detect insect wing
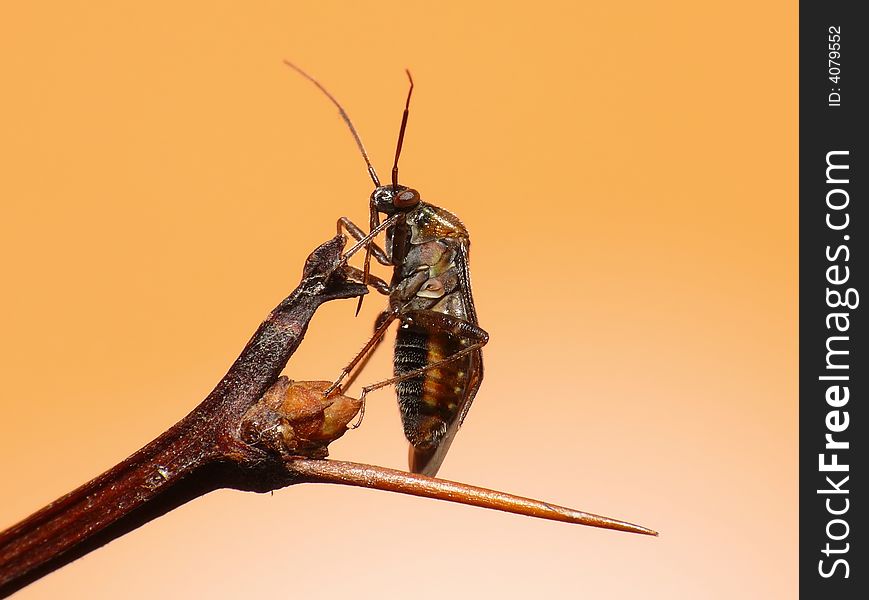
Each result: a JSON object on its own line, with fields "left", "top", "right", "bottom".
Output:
{"left": 409, "top": 240, "right": 485, "bottom": 476}
{"left": 451, "top": 240, "right": 483, "bottom": 426}
{"left": 409, "top": 345, "right": 482, "bottom": 476}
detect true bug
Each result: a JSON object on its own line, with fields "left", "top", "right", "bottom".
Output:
{"left": 285, "top": 62, "right": 488, "bottom": 477}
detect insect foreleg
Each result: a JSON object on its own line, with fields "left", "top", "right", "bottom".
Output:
{"left": 341, "top": 265, "right": 390, "bottom": 295}
{"left": 337, "top": 214, "right": 397, "bottom": 315}
{"left": 336, "top": 212, "right": 402, "bottom": 268}
{"left": 336, "top": 216, "right": 392, "bottom": 266}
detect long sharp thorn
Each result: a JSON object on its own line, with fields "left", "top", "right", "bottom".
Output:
{"left": 288, "top": 459, "right": 658, "bottom": 536}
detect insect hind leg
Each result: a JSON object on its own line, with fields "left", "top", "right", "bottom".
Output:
{"left": 337, "top": 310, "right": 396, "bottom": 430}
{"left": 324, "top": 310, "right": 397, "bottom": 398}
{"left": 357, "top": 311, "right": 488, "bottom": 404}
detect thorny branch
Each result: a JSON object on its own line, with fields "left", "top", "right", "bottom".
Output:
{"left": 0, "top": 235, "right": 655, "bottom": 598}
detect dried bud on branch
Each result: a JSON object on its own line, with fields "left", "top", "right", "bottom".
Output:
{"left": 240, "top": 378, "right": 362, "bottom": 460}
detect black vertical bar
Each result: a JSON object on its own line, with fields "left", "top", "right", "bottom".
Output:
{"left": 800, "top": 2, "right": 865, "bottom": 596}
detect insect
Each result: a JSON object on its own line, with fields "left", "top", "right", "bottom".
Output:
{"left": 285, "top": 61, "right": 489, "bottom": 477}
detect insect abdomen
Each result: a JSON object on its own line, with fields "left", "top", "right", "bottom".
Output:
{"left": 395, "top": 321, "right": 471, "bottom": 472}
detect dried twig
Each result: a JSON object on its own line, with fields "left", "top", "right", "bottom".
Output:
{"left": 0, "top": 235, "right": 655, "bottom": 598}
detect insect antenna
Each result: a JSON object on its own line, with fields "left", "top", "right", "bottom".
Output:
{"left": 283, "top": 60, "right": 381, "bottom": 187}
{"left": 284, "top": 60, "right": 384, "bottom": 316}
{"left": 391, "top": 69, "right": 414, "bottom": 188}
{"left": 358, "top": 69, "right": 413, "bottom": 316}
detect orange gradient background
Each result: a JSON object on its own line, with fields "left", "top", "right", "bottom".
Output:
{"left": 0, "top": 2, "right": 796, "bottom": 598}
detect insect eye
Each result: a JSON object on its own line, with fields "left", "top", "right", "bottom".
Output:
{"left": 394, "top": 188, "right": 420, "bottom": 208}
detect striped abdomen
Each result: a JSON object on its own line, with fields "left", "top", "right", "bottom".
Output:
{"left": 395, "top": 320, "right": 473, "bottom": 472}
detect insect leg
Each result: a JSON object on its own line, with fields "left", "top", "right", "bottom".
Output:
{"left": 324, "top": 309, "right": 398, "bottom": 397}
{"left": 336, "top": 212, "right": 402, "bottom": 269}
{"left": 332, "top": 213, "right": 402, "bottom": 312}
{"left": 344, "top": 311, "right": 396, "bottom": 429}
{"left": 341, "top": 265, "right": 390, "bottom": 295}
{"left": 357, "top": 311, "right": 489, "bottom": 403}
{"left": 336, "top": 217, "right": 391, "bottom": 266}
{"left": 337, "top": 214, "right": 396, "bottom": 315}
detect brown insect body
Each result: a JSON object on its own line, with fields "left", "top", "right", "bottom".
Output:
{"left": 283, "top": 61, "right": 488, "bottom": 476}
{"left": 372, "top": 192, "right": 485, "bottom": 475}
